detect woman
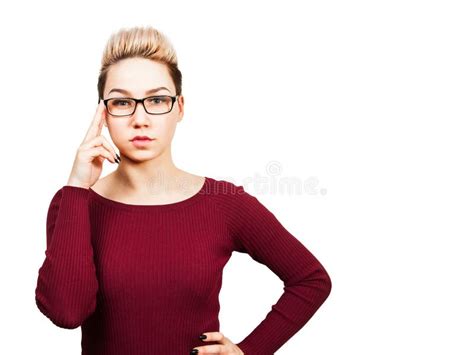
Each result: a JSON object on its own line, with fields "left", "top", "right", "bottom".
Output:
{"left": 35, "top": 26, "right": 332, "bottom": 355}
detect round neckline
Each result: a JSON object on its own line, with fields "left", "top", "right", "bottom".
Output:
{"left": 89, "top": 176, "right": 211, "bottom": 212}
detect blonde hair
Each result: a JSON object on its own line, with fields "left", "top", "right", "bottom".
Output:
{"left": 97, "top": 26, "right": 182, "bottom": 101}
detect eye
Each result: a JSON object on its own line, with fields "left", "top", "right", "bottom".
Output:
{"left": 151, "top": 97, "right": 164, "bottom": 104}
{"left": 111, "top": 99, "right": 132, "bottom": 106}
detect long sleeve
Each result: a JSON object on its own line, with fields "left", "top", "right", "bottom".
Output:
{"left": 35, "top": 185, "right": 99, "bottom": 329}
{"left": 226, "top": 185, "right": 332, "bottom": 354}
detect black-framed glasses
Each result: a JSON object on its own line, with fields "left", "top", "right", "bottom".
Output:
{"left": 99, "top": 95, "right": 179, "bottom": 116}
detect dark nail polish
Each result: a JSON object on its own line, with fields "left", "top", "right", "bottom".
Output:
{"left": 190, "top": 349, "right": 198, "bottom": 354}
{"left": 114, "top": 157, "right": 119, "bottom": 164}
{"left": 199, "top": 334, "right": 207, "bottom": 340}
{"left": 116, "top": 153, "right": 121, "bottom": 161}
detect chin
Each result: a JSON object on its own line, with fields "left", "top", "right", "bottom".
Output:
{"left": 123, "top": 149, "right": 164, "bottom": 162}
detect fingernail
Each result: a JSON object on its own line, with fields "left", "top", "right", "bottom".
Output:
{"left": 114, "top": 157, "right": 119, "bottom": 164}
{"left": 190, "top": 349, "right": 198, "bottom": 354}
{"left": 199, "top": 334, "right": 207, "bottom": 340}
{"left": 116, "top": 153, "right": 121, "bottom": 161}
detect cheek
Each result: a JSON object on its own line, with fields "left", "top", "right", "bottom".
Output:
{"left": 106, "top": 122, "right": 130, "bottom": 149}
{"left": 155, "top": 119, "right": 178, "bottom": 144}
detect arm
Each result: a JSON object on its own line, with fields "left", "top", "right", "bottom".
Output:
{"left": 228, "top": 185, "right": 332, "bottom": 354}
{"left": 35, "top": 186, "right": 99, "bottom": 329}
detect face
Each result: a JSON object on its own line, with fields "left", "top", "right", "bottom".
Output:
{"left": 103, "top": 57, "right": 183, "bottom": 162}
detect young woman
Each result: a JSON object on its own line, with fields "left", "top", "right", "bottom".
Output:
{"left": 35, "top": 26, "right": 332, "bottom": 355}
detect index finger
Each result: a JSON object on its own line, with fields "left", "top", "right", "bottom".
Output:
{"left": 82, "top": 99, "right": 106, "bottom": 143}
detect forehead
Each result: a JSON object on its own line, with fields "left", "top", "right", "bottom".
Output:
{"left": 105, "top": 58, "right": 174, "bottom": 96}
{"left": 108, "top": 87, "right": 171, "bottom": 96}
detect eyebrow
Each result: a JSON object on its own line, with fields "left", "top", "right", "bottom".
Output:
{"left": 108, "top": 86, "right": 171, "bottom": 95}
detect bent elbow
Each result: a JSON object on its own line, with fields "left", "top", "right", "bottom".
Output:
{"left": 303, "top": 263, "right": 332, "bottom": 305}
{"left": 321, "top": 271, "right": 332, "bottom": 300}
{"left": 35, "top": 292, "right": 97, "bottom": 329}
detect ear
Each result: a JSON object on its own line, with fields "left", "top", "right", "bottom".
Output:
{"left": 177, "top": 95, "right": 184, "bottom": 122}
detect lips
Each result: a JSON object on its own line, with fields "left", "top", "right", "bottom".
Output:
{"left": 131, "top": 135, "right": 154, "bottom": 141}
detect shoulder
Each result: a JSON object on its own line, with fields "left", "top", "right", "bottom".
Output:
{"left": 205, "top": 177, "right": 247, "bottom": 204}
{"left": 205, "top": 177, "right": 264, "bottom": 218}
{"left": 89, "top": 173, "right": 113, "bottom": 196}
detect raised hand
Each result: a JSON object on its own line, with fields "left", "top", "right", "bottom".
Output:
{"left": 66, "top": 100, "right": 120, "bottom": 189}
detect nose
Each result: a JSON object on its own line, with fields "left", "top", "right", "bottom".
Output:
{"left": 131, "top": 101, "right": 151, "bottom": 127}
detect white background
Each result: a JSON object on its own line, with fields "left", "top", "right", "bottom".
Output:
{"left": 1, "top": 0, "right": 473, "bottom": 354}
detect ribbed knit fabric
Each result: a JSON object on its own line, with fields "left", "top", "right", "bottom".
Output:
{"left": 35, "top": 176, "right": 331, "bottom": 355}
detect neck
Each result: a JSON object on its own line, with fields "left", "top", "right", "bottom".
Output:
{"left": 112, "top": 146, "right": 188, "bottom": 195}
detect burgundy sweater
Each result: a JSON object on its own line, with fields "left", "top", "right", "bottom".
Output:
{"left": 35, "top": 176, "right": 331, "bottom": 354}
